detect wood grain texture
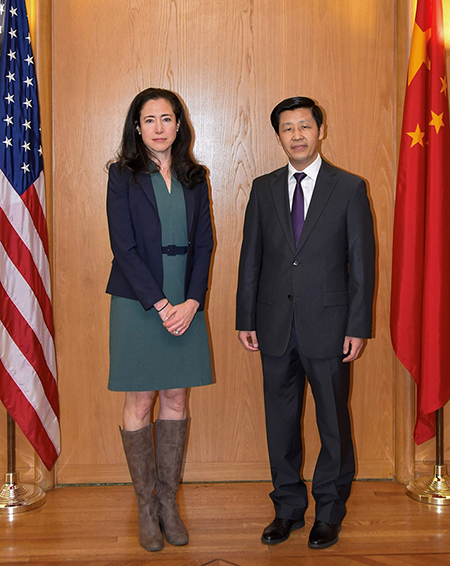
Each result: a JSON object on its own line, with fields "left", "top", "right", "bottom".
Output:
{"left": 10, "top": 0, "right": 450, "bottom": 493}
{"left": 6, "top": 0, "right": 439, "bottom": 483}
{"left": 394, "top": 0, "right": 416, "bottom": 486}
{"left": 48, "top": 0, "right": 397, "bottom": 483}
{"left": 1, "top": 481, "right": 450, "bottom": 564}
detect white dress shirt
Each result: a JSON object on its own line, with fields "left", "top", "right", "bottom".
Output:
{"left": 288, "top": 154, "right": 322, "bottom": 218}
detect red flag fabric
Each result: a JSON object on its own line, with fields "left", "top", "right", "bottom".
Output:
{"left": 391, "top": 0, "right": 450, "bottom": 445}
{"left": 0, "top": 0, "right": 60, "bottom": 469}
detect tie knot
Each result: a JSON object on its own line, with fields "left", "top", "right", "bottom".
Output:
{"left": 294, "top": 172, "right": 307, "bottom": 183}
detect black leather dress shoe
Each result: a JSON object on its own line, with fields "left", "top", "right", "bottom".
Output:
{"left": 308, "top": 520, "right": 341, "bottom": 549}
{"left": 261, "top": 517, "right": 305, "bottom": 545}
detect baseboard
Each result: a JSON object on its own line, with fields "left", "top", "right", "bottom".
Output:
{"left": 56, "top": 459, "right": 394, "bottom": 485}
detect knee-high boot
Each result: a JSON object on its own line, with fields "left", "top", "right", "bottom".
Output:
{"left": 120, "top": 424, "right": 164, "bottom": 551}
{"left": 155, "top": 418, "right": 189, "bottom": 546}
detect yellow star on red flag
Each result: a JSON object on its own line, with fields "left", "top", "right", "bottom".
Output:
{"left": 407, "top": 124, "right": 425, "bottom": 147}
{"left": 440, "top": 75, "right": 448, "bottom": 97}
{"left": 429, "top": 111, "right": 445, "bottom": 134}
{"left": 408, "top": 23, "right": 431, "bottom": 85}
{"left": 393, "top": 0, "right": 450, "bottom": 447}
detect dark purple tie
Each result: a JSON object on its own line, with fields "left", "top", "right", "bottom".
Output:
{"left": 292, "top": 172, "right": 306, "bottom": 245}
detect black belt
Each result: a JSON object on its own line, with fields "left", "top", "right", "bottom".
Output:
{"left": 161, "top": 245, "right": 188, "bottom": 256}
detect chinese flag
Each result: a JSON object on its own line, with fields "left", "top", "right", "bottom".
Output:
{"left": 391, "top": 0, "right": 450, "bottom": 444}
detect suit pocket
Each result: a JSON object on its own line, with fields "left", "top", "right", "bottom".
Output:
{"left": 257, "top": 286, "right": 271, "bottom": 305}
{"left": 323, "top": 291, "right": 348, "bottom": 306}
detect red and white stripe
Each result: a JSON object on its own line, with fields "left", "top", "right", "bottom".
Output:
{"left": 0, "top": 171, "right": 60, "bottom": 470}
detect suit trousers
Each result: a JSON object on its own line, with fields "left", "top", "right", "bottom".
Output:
{"left": 261, "top": 322, "right": 355, "bottom": 524}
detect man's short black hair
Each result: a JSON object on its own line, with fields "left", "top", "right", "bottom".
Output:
{"left": 270, "top": 97, "right": 323, "bottom": 133}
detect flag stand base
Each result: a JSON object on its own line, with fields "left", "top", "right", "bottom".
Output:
{"left": 406, "top": 464, "right": 450, "bottom": 505}
{"left": 0, "top": 471, "right": 47, "bottom": 514}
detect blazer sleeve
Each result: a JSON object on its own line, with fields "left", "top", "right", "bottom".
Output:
{"left": 345, "top": 179, "right": 376, "bottom": 338}
{"left": 106, "top": 164, "right": 165, "bottom": 310}
{"left": 236, "top": 181, "right": 263, "bottom": 330}
{"left": 185, "top": 180, "right": 214, "bottom": 309}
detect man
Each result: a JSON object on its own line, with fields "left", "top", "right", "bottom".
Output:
{"left": 236, "top": 97, "right": 375, "bottom": 549}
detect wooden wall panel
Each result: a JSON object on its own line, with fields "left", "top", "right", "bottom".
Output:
{"left": 393, "top": 0, "right": 416, "bottom": 486}
{"left": 47, "top": 0, "right": 398, "bottom": 484}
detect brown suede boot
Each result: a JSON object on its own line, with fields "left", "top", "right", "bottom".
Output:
{"left": 120, "top": 424, "right": 164, "bottom": 551}
{"left": 155, "top": 418, "right": 189, "bottom": 546}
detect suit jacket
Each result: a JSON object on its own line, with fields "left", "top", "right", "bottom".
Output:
{"left": 236, "top": 158, "right": 375, "bottom": 358}
{"left": 106, "top": 162, "right": 213, "bottom": 311}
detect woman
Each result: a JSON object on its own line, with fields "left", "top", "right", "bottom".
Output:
{"left": 106, "top": 88, "right": 213, "bottom": 552}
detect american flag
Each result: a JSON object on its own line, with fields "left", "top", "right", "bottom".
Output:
{"left": 0, "top": 0, "right": 60, "bottom": 470}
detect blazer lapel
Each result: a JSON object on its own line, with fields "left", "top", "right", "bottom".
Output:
{"left": 296, "top": 160, "right": 337, "bottom": 252}
{"left": 271, "top": 166, "right": 297, "bottom": 255}
{"left": 136, "top": 172, "right": 158, "bottom": 211}
{"left": 183, "top": 185, "right": 195, "bottom": 234}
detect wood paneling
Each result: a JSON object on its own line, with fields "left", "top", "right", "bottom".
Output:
{"left": 1, "top": 0, "right": 448, "bottom": 490}
{"left": 47, "top": 0, "right": 395, "bottom": 483}
{"left": 394, "top": 0, "right": 416, "bottom": 486}
{"left": 49, "top": 0, "right": 397, "bottom": 483}
{"left": 1, "top": 0, "right": 413, "bottom": 484}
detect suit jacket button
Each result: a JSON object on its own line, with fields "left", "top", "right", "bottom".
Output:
{"left": 293, "top": 260, "right": 299, "bottom": 266}
{"left": 288, "top": 294, "right": 293, "bottom": 300}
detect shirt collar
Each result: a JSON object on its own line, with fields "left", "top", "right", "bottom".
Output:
{"left": 288, "top": 154, "right": 322, "bottom": 182}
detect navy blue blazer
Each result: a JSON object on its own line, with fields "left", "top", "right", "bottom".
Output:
{"left": 106, "top": 163, "right": 213, "bottom": 311}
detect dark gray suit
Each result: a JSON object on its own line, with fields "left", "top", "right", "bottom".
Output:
{"left": 236, "top": 158, "right": 375, "bottom": 523}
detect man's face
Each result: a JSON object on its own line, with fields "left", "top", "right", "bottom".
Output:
{"left": 276, "top": 107, "right": 324, "bottom": 170}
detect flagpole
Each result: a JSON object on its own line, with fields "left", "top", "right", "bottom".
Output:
{"left": 406, "top": 407, "right": 450, "bottom": 504}
{"left": 436, "top": 407, "right": 444, "bottom": 466}
{"left": 7, "top": 412, "right": 15, "bottom": 474}
{"left": 0, "top": 412, "right": 47, "bottom": 514}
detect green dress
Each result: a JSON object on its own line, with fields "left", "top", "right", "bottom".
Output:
{"left": 108, "top": 173, "right": 213, "bottom": 391}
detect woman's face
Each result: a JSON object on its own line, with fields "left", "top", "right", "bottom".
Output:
{"left": 136, "top": 98, "right": 180, "bottom": 160}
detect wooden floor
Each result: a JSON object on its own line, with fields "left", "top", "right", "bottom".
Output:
{"left": 1, "top": 481, "right": 450, "bottom": 565}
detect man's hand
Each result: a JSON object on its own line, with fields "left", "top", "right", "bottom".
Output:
{"left": 342, "top": 336, "right": 364, "bottom": 362}
{"left": 238, "top": 331, "right": 259, "bottom": 351}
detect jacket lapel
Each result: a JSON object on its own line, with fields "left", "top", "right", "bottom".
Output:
{"left": 296, "top": 160, "right": 337, "bottom": 252}
{"left": 136, "top": 172, "right": 158, "bottom": 211}
{"left": 183, "top": 185, "right": 195, "bottom": 234}
{"left": 271, "top": 166, "right": 297, "bottom": 255}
